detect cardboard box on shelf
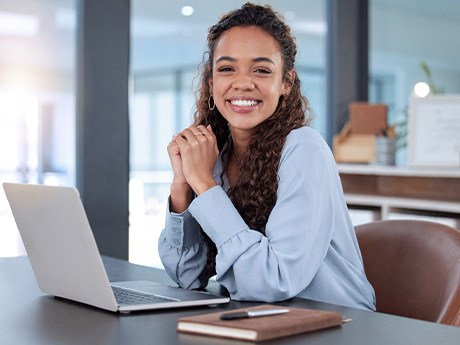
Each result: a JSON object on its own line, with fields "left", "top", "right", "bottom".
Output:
{"left": 333, "top": 102, "right": 391, "bottom": 164}
{"left": 349, "top": 102, "right": 388, "bottom": 135}
{"left": 333, "top": 123, "right": 376, "bottom": 163}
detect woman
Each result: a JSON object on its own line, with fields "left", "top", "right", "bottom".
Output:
{"left": 159, "top": 2, "right": 375, "bottom": 311}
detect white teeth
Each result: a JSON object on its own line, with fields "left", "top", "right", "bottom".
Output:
{"left": 231, "top": 99, "right": 258, "bottom": 107}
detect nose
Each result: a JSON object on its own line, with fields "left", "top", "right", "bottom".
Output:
{"left": 232, "top": 73, "right": 255, "bottom": 91}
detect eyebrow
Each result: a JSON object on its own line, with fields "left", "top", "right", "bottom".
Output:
{"left": 215, "top": 56, "right": 276, "bottom": 66}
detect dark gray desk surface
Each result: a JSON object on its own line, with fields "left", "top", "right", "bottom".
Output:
{"left": 1, "top": 256, "right": 459, "bottom": 345}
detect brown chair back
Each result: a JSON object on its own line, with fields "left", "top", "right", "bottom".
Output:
{"left": 355, "top": 219, "right": 460, "bottom": 327}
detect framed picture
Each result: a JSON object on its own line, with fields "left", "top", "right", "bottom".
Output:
{"left": 407, "top": 95, "right": 460, "bottom": 168}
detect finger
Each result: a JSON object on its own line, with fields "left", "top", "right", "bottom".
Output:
{"left": 167, "top": 140, "right": 181, "bottom": 155}
{"left": 199, "top": 124, "right": 217, "bottom": 138}
{"left": 168, "top": 137, "right": 178, "bottom": 148}
{"left": 200, "top": 125, "right": 219, "bottom": 156}
{"left": 204, "top": 124, "right": 217, "bottom": 139}
{"left": 194, "top": 125, "right": 209, "bottom": 139}
{"left": 191, "top": 125, "right": 207, "bottom": 135}
{"left": 194, "top": 132, "right": 207, "bottom": 139}
{"left": 173, "top": 128, "right": 194, "bottom": 145}
{"left": 183, "top": 127, "right": 203, "bottom": 142}
{"left": 196, "top": 124, "right": 208, "bottom": 133}
{"left": 172, "top": 132, "right": 189, "bottom": 148}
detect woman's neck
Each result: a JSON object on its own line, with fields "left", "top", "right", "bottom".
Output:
{"left": 226, "top": 139, "right": 247, "bottom": 187}
{"left": 231, "top": 141, "right": 246, "bottom": 159}
{"left": 226, "top": 127, "right": 253, "bottom": 186}
{"left": 229, "top": 128, "right": 251, "bottom": 156}
{"left": 226, "top": 146, "right": 241, "bottom": 187}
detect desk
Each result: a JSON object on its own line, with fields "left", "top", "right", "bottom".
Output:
{"left": 1, "top": 256, "right": 459, "bottom": 345}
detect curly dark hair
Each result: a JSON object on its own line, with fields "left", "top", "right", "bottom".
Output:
{"left": 194, "top": 2, "right": 311, "bottom": 276}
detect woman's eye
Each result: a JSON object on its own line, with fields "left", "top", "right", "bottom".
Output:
{"left": 218, "top": 66, "right": 234, "bottom": 72}
{"left": 254, "top": 68, "right": 271, "bottom": 74}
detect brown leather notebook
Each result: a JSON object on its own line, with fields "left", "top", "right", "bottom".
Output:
{"left": 177, "top": 305, "right": 346, "bottom": 342}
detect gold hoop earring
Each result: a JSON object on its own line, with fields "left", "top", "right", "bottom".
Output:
{"left": 208, "top": 96, "right": 216, "bottom": 111}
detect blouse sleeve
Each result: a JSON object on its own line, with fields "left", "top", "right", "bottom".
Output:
{"left": 188, "top": 128, "right": 340, "bottom": 302}
{"left": 157, "top": 199, "right": 209, "bottom": 289}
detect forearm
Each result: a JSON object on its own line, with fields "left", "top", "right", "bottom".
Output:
{"left": 170, "top": 181, "right": 193, "bottom": 213}
{"left": 188, "top": 186, "right": 326, "bottom": 302}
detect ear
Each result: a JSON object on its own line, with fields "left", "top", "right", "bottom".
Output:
{"left": 281, "top": 69, "right": 296, "bottom": 96}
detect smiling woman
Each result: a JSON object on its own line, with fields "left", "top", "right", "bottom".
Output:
{"left": 157, "top": 3, "right": 375, "bottom": 311}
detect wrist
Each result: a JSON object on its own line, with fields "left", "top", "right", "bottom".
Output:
{"left": 170, "top": 183, "right": 193, "bottom": 213}
{"left": 171, "top": 179, "right": 192, "bottom": 193}
{"left": 192, "top": 180, "right": 217, "bottom": 196}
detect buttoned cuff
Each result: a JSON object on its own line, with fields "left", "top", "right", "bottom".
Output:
{"left": 164, "top": 197, "right": 202, "bottom": 248}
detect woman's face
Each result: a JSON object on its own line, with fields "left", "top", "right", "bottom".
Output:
{"left": 210, "top": 25, "right": 291, "bottom": 140}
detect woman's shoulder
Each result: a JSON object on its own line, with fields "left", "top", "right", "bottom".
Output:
{"left": 281, "top": 126, "right": 335, "bottom": 167}
{"left": 285, "top": 126, "right": 328, "bottom": 149}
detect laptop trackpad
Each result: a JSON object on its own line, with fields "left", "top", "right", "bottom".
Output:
{"left": 111, "top": 281, "right": 219, "bottom": 301}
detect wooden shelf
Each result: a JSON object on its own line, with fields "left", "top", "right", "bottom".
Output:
{"left": 338, "top": 164, "right": 460, "bottom": 229}
{"left": 338, "top": 163, "right": 460, "bottom": 178}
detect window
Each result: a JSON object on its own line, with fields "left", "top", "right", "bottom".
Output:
{"left": 0, "top": 0, "right": 76, "bottom": 257}
{"left": 369, "top": 0, "right": 460, "bottom": 164}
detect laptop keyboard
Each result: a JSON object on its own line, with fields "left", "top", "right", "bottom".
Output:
{"left": 112, "top": 285, "right": 178, "bottom": 305}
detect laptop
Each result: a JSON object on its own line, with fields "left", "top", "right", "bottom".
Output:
{"left": 2, "top": 182, "right": 229, "bottom": 313}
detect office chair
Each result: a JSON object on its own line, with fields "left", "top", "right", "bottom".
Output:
{"left": 355, "top": 219, "right": 460, "bottom": 327}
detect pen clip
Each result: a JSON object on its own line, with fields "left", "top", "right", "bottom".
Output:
{"left": 220, "top": 312, "right": 249, "bottom": 320}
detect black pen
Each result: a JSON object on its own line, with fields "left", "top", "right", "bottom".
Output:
{"left": 220, "top": 309, "right": 290, "bottom": 320}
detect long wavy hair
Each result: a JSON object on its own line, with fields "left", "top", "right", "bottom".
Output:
{"left": 194, "top": 2, "right": 311, "bottom": 276}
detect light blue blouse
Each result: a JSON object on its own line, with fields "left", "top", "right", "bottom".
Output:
{"left": 158, "top": 126, "right": 376, "bottom": 311}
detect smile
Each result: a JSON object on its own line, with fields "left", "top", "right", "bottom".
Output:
{"left": 230, "top": 99, "right": 259, "bottom": 107}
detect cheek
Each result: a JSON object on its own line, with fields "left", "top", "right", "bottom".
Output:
{"left": 267, "top": 84, "right": 285, "bottom": 103}
{"left": 211, "top": 77, "right": 223, "bottom": 90}
{"left": 211, "top": 81, "right": 226, "bottom": 102}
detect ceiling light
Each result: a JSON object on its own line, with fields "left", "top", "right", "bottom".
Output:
{"left": 181, "top": 5, "right": 194, "bottom": 16}
{"left": 413, "top": 82, "right": 430, "bottom": 97}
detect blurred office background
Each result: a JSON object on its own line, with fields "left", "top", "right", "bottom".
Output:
{"left": 0, "top": 0, "right": 459, "bottom": 266}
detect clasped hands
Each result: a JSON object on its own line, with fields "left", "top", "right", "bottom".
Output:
{"left": 168, "top": 124, "right": 219, "bottom": 196}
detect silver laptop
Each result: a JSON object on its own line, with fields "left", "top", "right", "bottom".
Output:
{"left": 2, "top": 182, "right": 229, "bottom": 313}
